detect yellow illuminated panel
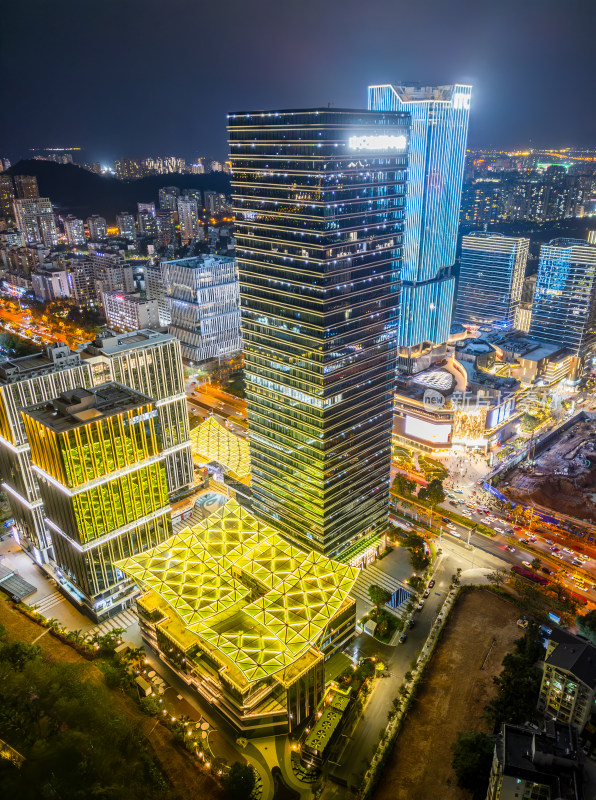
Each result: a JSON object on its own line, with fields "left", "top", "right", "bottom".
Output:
{"left": 190, "top": 416, "right": 251, "bottom": 478}
{"left": 116, "top": 499, "right": 358, "bottom": 682}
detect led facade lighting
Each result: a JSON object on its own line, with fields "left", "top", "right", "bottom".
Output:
{"left": 529, "top": 238, "right": 596, "bottom": 379}
{"left": 190, "top": 415, "right": 250, "bottom": 478}
{"left": 22, "top": 383, "right": 172, "bottom": 621}
{"left": 228, "top": 107, "right": 409, "bottom": 559}
{"left": 117, "top": 498, "right": 357, "bottom": 735}
{"left": 455, "top": 233, "right": 529, "bottom": 328}
{"left": 368, "top": 83, "right": 471, "bottom": 356}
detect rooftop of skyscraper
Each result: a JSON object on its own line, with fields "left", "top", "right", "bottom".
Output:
{"left": 23, "top": 382, "right": 153, "bottom": 433}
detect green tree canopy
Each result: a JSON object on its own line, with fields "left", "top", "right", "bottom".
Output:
{"left": 451, "top": 731, "right": 495, "bottom": 800}
{"left": 392, "top": 474, "right": 417, "bottom": 496}
{"left": 368, "top": 584, "right": 392, "bottom": 609}
{"left": 222, "top": 762, "right": 256, "bottom": 800}
{"left": 576, "top": 610, "right": 596, "bottom": 644}
{"left": 419, "top": 478, "right": 445, "bottom": 507}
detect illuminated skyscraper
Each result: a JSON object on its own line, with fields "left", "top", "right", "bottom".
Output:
{"left": 368, "top": 83, "right": 471, "bottom": 371}
{"left": 529, "top": 238, "right": 596, "bottom": 378}
{"left": 13, "top": 197, "right": 59, "bottom": 246}
{"left": 63, "top": 215, "right": 86, "bottom": 246}
{"left": 116, "top": 212, "right": 136, "bottom": 240}
{"left": 13, "top": 174, "right": 39, "bottom": 199}
{"left": 228, "top": 108, "right": 408, "bottom": 560}
{"left": 455, "top": 233, "right": 529, "bottom": 328}
{"left": 86, "top": 214, "right": 108, "bottom": 241}
{"left": 176, "top": 196, "right": 199, "bottom": 243}
{"left": 22, "top": 384, "right": 172, "bottom": 620}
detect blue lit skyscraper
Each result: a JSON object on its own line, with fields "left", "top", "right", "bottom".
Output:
{"left": 368, "top": 83, "right": 471, "bottom": 370}
{"left": 529, "top": 238, "right": 596, "bottom": 379}
{"left": 455, "top": 233, "right": 529, "bottom": 328}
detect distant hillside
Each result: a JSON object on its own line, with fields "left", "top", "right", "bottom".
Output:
{"left": 6, "top": 160, "right": 231, "bottom": 223}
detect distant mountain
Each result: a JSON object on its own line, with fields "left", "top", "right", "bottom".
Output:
{"left": 6, "top": 160, "right": 231, "bottom": 223}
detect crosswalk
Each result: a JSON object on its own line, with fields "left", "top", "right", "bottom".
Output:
{"left": 349, "top": 562, "right": 410, "bottom": 608}
{"left": 32, "top": 590, "right": 66, "bottom": 616}
{"left": 87, "top": 608, "right": 138, "bottom": 638}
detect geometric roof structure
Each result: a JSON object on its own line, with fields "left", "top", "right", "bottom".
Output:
{"left": 116, "top": 499, "right": 358, "bottom": 683}
{"left": 190, "top": 416, "right": 251, "bottom": 478}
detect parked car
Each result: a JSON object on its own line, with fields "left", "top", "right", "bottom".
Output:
{"left": 399, "top": 633, "right": 408, "bottom": 644}
{"left": 407, "top": 618, "right": 415, "bottom": 629}
{"left": 428, "top": 579, "right": 436, "bottom": 588}
{"left": 417, "top": 600, "right": 425, "bottom": 611}
{"left": 423, "top": 588, "right": 430, "bottom": 598}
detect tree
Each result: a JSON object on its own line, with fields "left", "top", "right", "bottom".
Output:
{"left": 530, "top": 558, "right": 541, "bottom": 571}
{"left": 419, "top": 478, "right": 445, "bottom": 507}
{"left": 222, "top": 762, "right": 256, "bottom": 800}
{"left": 487, "top": 568, "right": 509, "bottom": 587}
{"left": 451, "top": 731, "right": 495, "bottom": 800}
{"left": 576, "top": 610, "right": 596, "bottom": 644}
{"left": 392, "top": 474, "right": 416, "bottom": 497}
{"left": 368, "top": 584, "right": 391, "bottom": 610}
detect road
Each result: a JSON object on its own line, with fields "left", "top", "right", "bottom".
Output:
{"left": 328, "top": 542, "right": 503, "bottom": 786}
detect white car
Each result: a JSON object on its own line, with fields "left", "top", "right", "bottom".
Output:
{"left": 449, "top": 530, "right": 462, "bottom": 538}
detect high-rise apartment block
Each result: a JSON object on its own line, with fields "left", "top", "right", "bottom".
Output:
{"left": 368, "top": 84, "right": 471, "bottom": 370}
{"left": 145, "top": 263, "right": 171, "bottom": 326}
{"left": 90, "top": 250, "right": 134, "bottom": 297}
{"left": 0, "top": 174, "right": 15, "bottom": 218}
{"left": 86, "top": 214, "right": 108, "bottom": 241}
{"left": 66, "top": 257, "right": 98, "bottom": 308}
{"left": 158, "top": 186, "right": 180, "bottom": 211}
{"left": 22, "top": 384, "right": 172, "bottom": 620}
{"left": 155, "top": 211, "right": 175, "bottom": 248}
{"left": 529, "top": 238, "right": 596, "bottom": 378}
{"left": 228, "top": 107, "right": 408, "bottom": 559}
{"left": 13, "top": 197, "right": 59, "bottom": 246}
{"left": 176, "top": 196, "right": 199, "bottom": 243}
{"left": 63, "top": 215, "right": 86, "bottom": 246}
{"left": 161, "top": 254, "right": 241, "bottom": 363}
{"left": 116, "top": 212, "right": 136, "bottom": 240}
{"left": 455, "top": 233, "right": 529, "bottom": 328}
{"left": 13, "top": 174, "right": 39, "bottom": 199}
{"left": 102, "top": 291, "right": 160, "bottom": 332}
{"left": 32, "top": 268, "right": 71, "bottom": 303}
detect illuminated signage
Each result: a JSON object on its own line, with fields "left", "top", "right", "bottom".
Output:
{"left": 405, "top": 415, "right": 451, "bottom": 444}
{"left": 453, "top": 93, "right": 471, "bottom": 110}
{"left": 348, "top": 134, "right": 407, "bottom": 151}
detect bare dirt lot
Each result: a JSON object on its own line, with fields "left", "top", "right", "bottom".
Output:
{"left": 373, "top": 589, "right": 520, "bottom": 800}
{"left": 0, "top": 597, "right": 223, "bottom": 800}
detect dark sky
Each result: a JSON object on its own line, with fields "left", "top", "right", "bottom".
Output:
{"left": 2, "top": 0, "right": 596, "bottom": 165}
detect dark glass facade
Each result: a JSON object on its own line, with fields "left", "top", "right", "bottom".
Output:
{"left": 228, "top": 108, "right": 408, "bottom": 557}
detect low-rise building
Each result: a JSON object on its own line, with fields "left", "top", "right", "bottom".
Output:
{"left": 118, "top": 499, "right": 357, "bottom": 737}
{"left": 486, "top": 721, "right": 582, "bottom": 800}
{"left": 102, "top": 291, "right": 160, "bottom": 332}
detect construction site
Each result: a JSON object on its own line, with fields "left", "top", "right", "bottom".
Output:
{"left": 501, "top": 416, "right": 596, "bottom": 524}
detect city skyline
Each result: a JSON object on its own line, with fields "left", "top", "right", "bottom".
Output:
{"left": 3, "top": 1, "right": 596, "bottom": 164}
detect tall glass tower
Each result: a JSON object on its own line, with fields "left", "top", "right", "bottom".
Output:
{"left": 529, "top": 238, "right": 596, "bottom": 379}
{"left": 368, "top": 83, "right": 471, "bottom": 368}
{"left": 228, "top": 108, "right": 409, "bottom": 560}
{"left": 455, "top": 233, "right": 529, "bottom": 328}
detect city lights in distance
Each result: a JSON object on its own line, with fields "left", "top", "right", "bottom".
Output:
{"left": 348, "top": 134, "right": 407, "bottom": 151}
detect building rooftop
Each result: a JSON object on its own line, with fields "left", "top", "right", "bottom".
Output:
{"left": 82, "top": 328, "right": 174, "bottom": 356}
{"left": 22, "top": 382, "right": 153, "bottom": 433}
{"left": 190, "top": 416, "right": 251, "bottom": 479}
{"left": 546, "top": 639, "right": 596, "bottom": 688}
{"left": 0, "top": 343, "right": 82, "bottom": 385}
{"left": 501, "top": 722, "right": 582, "bottom": 799}
{"left": 116, "top": 499, "right": 358, "bottom": 685}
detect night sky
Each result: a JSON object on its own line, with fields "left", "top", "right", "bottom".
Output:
{"left": 2, "top": 0, "right": 596, "bottom": 165}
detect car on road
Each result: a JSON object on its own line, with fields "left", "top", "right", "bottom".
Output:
{"left": 529, "top": 536, "right": 537, "bottom": 542}
{"left": 514, "top": 526, "right": 523, "bottom": 531}
{"left": 449, "top": 530, "right": 462, "bottom": 538}
{"left": 519, "top": 538, "right": 528, "bottom": 544}
{"left": 417, "top": 600, "right": 425, "bottom": 611}
{"left": 399, "top": 633, "right": 408, "bottom": 643}
{"left": 522, "top": 560, "right": 532, "bottom": 568}
{"left": 428, "top": 579, "right": 435, "bottom": 588}
{"left": 407, "top": 618, "right": 415, "bottom": 629}
{"left": 541, "top": 567, "right": 552, "bottom": 574}
{"left": 449, "top": 500, "right": 458, "bottom": 507}
{"left": 505, "top": 545, "right": 516, "bottom": 552}
{"left": 423, "top": 588, "right": 431, "bottom": 598}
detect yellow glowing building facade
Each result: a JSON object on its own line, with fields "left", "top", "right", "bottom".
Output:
{"left": 22, "top": 383, "right": 172, "bottom": 621}
{"left": 117, "top": 499, "right": 357, "bottom": 736}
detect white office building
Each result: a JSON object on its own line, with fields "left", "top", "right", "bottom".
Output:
{"left": 102, "top": 291, "right": 161, "bottom": 332}
{"left": 161, "top": 254, "right": 241, "bottom": 362}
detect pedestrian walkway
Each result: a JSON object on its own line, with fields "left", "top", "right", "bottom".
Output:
{"left": 349, "top": 561, "right": 410, "bottom": 608}
{"left": 87, "top": 608, "right": 137, "bottom": 637}
{"left": 32, "top": 590, "right": 67, "bottom": 615}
